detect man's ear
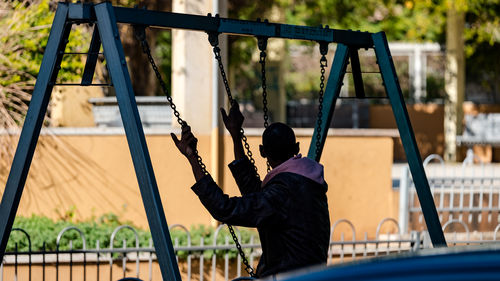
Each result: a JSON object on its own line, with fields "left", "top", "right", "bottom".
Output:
{"left": 259, "top": 144, "right": 267, "bottom": 158}
{"left": 294, "top": 142, "right": 300, "bottom": 155}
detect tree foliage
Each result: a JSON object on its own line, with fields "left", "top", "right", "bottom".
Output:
{"left": 228, "top": 0, "right": 500, "bottom": 102}
{"left": 0, "top": 0, "right": 89, "bottom": 87}
{"left": 0, "top": 0, "right": 91, "bottom": 129}
{"left": 279, "top": 0, "right": 446, "bottom": 42}
{"left": 273, "top": 0, "right": 500, "bottom": 54}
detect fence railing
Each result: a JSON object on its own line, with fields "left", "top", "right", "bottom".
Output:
{"left": 1, "top": 218, "right": 429, "bottom": 281}
{"left": 399, "top": 151, "right": 500, "bottom": 234}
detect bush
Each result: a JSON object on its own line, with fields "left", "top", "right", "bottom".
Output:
{"left": 7, "top": 214, "right": 259, "bottom": 259}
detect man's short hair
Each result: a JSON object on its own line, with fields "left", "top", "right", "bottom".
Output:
{"left": 262, "top": 122, "right": 296, "bottom": 161}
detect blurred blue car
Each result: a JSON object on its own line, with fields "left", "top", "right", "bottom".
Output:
{"left": 262, "top": 246, "right": 500, "bottom": 281}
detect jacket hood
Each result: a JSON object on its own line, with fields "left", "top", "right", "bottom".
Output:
{"left": 262, "top": 154, "right": 325, "bottom": 187}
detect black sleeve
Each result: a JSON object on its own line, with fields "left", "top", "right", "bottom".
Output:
{"left": 228, "top": 158, "right": 262, "bottom": 195}
{"left": 191, "top": 175, "right": 288, "bottom": 228}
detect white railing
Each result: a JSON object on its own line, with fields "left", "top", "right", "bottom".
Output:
{"left": 399, "top": 152, "right": 500, "bottom": 234}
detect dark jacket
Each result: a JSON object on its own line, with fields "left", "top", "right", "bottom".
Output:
{"left": 191, "top": 158, "right": 330, "bottom": 277}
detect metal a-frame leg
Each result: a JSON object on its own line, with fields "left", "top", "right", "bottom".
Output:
{"left": 372, "top": 32, "right": 447, "bottom": 247}
{"left": 349, "top": 48, "right": 366, "bottom": 99}
{"left": 308, "top": 44, "right": 350, "bottom": 161}
{"left": 94, "top": 3, "right": 181, "bottom": 280}
{"left": 0, "top": 4, "right": 72, "bottom": 260}
{"left": 81, "top": 24, "right": 102, "bottom": 85}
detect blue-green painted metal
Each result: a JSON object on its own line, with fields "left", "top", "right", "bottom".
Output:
{"left": 307, "top": 44, "right": 350, "bottom": 161}
{"left": 0, "top": 3, "right": 447, "bottom": 278}
{"left": 349, "top": 48, "right": 365, "bottom": 98}
{"left": 0, "top": 3, "right": 72, "bottom": 261}
{"left": 372, "top": 32, "right": 446, "bottom": 246}
{"left": 81, "top": 25, "right": 101, "bottom": 86}
{"left": 94, "top": 3, "right": 182, "bottom": 280}
{"left": 66, "top": 4, "right": 373, "bottom": 47}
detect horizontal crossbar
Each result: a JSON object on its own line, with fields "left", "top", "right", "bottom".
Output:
{"left": 52, "top": 83, "right": 112, "bottom": 87}
{"left": 338, "top": 96, "right": 388, "bottom": 100}
{"left": 67, "top": 3, "right": 374, "bottom": 48}
{"left": 345, "top": 71, "right": 381, "bottom": 74}
{"left": 62, "top": 52, "right": 103, "bottom": 55}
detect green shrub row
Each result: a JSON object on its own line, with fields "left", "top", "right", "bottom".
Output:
{"left": 7, "top": 214, "right": 259, "bottom": 259}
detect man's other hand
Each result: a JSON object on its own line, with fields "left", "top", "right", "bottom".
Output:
{"left": 171, "top": 124, "right": 198, "bottom": 158}
{"left": 221, "top": 101, "right": 244, "bottom": 138}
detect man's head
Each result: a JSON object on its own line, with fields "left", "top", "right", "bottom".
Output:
{"left": 259, "top": 122, "right": 299, "bottom": 167}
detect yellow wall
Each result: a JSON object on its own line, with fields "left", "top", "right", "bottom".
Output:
{"left": 1, "top": 132, "right": 395, "bottom": 237}
{"left": 50, "top": 86, "right": 103, "bottom": 127}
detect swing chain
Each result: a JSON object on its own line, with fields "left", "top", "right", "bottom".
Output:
{"left": 227, "top": 224, "right": 255, "bottom": 277}
{"left": 133, "top": 25, "right": 208, "bottom": 175}
{"left": 316, "top": 42, "right": 329, "bottom": 157}
{"left": 135, "top": 26, "right": 254, "bottom": 275}
{"left": 208, "top": 31, "right": 257, "bottom": 278}
{"left": 209, "top": 33, "right": 260, "bottom": 179}
{"left": 257, "top": 36, "right": 271, "bottom": 173}
{"left": 258, "top": 36, "right": 269, "bottom": 129}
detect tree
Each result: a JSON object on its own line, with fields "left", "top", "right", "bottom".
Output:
{"left": 0, "top": 0, "right": 89, "bottom": 161}
{"left": 227, "top": 0, "right": 500, "bottom": 102}
{"left": 114, "top": 0, "right": 172, "bottom": 96}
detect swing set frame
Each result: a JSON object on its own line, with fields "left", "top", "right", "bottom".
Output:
{"left": 0, "top": 2, "right": 446, "bottom": 280}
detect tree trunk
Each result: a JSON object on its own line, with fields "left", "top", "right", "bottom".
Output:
{"left": 120, "top": 0, "right": 172, "bottom": 96}
{"left": 444, "top": 4, "right": 465, "bottom": 162}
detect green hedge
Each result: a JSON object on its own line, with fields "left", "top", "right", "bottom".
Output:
{"left": 7, "top": 214, "right": 259, "bottom": 259}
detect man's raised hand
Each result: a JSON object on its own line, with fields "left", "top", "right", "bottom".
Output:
{"left": 220, "top": 101, "right": 244, "bottom": 138}
{"left": 171, "top": 124, "right": 206, "bottom": 181}
{"left": 171, "top": 124, "right": 198, "bottom": 158}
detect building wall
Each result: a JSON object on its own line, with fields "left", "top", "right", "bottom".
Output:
{"left": 370, "top": 102, "right": 500, "bottom": 162}
{"left": 50, "top": 86, "right": 103, "bottom": 127}
{"left": 370, "top": 103, "right": 445, "bottom": 161}
{"left": 1, "top": 132, "right": 395, "bottom": 237}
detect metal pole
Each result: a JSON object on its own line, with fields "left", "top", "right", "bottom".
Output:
{"left": 67, "top": 3, "right": 374, "bottom": 48}
{"left": 372, "top": 32, "right": 446, "bottom": 247}
{"left": 398, "top": 165, "right": 410, "bottom": 234}
{"left": 81, "top": 25, "right": 102, "bottom": 86}
{"left": 94, "top": 3, "right": 181, "bottom": 280}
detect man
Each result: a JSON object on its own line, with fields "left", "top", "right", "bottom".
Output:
{"left": 171, "top": 102, "right": 330, "bottom": 278}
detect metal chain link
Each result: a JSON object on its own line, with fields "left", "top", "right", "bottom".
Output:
{"left": 134, "top": 26, "right": 181, "bottom": 126}
{"left": 260, "top": 53, "right": 269, "bottom": 129}
{"left": 209, "top": 32, "right": 260, "bottom": 277}
{"left": 258, "top": 37, "right": 271, "bottom": 173}
{"left": 133, "top": 25, "right": 209, "bottom": 175}
{"left": 135, "top": 26, "right": 255, "bottom": 277}
{"left": 258, "top": 38, "right": 269, "bottom": 129}
{"left": 211, "top": 41, "right": 257, "bottom": 279}
{"left": 315, "top": 43, "right": 329, "bottom": 157}
{"left": 212, "top": 44, "right": 260, "bottom": 179}
{"left": 227, "top": 223, "right": 255, "bottom": 277}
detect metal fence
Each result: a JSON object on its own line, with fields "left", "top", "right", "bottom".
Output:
{"left": 6, "top": 150, "right": 500, "bottom": 280}
{"left": 399, "top": 151, "right": 500, "bottom": 234}
{"left": 1, "top": 218, "right": 433, "bottom": 281}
